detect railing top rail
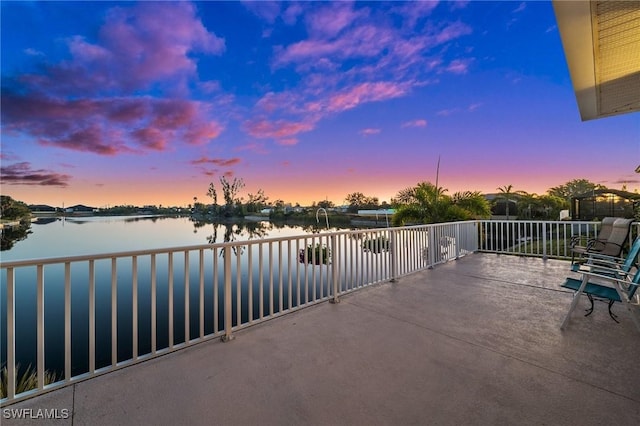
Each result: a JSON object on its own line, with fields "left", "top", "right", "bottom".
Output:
{"left": 477, "top": 219, "right": 603, "bottom": 225}
{"left": 1, "top": 221, "right": 480, "bottom": 269}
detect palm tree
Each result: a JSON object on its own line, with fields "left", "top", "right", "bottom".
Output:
{"left": 392, "top": 182, "right": 490, "bottom": 226}
{"left": 496, "top": 185, "right": 517, "bottom": 220}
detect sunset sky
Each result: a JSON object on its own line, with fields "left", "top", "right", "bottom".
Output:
{"left": 1, "top": 1, "right": 638, "bottom": 208}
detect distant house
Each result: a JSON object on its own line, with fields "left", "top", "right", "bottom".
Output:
{"left": 571, "top": 189, "right": 639, "bottom": 220}
{"left": 29, "top": 204, "right": 56, "bottom": 212}
{"left": 68, "top": 204, "right": 95, "bottom": 212}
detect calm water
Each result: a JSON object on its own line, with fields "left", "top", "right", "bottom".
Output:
{"left": 1, "top": 216, "right": 382, "bottom": 381}
{"left": 2, "top": 215, "right": 337, "bottom": 260}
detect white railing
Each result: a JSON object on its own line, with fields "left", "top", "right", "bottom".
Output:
{"left": 0, "top": 221, "right": 478, "bottom": 405}
{"left": 478, "top": 220, "right": 640, "bottom": 259}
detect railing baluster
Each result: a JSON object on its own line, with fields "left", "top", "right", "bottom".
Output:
{"left": 6, "top": 267, "right": 15, "bottom": 399}
{"left": 236, "top": 247, "right": 241, "bottom": 325}
{"left": 331, "top": 234, "right": 339, "bottom": 303}
{"left": 199, "top": 249, "right": 204, "bottom": 338}
{"left": 111, "top": 258, "right": 117, "bottom": 366}
{"left": 64, "top": 262, "right": 71, "bottom": 381}
{"left": 150, "top": 255, "right": 156, "bottom": 354}
{"left": 168, "top": 253, "right": 174, "bottom": 349}
{"left": 221, "top": 246, "right": 234, "bottom": 342}
{"left": 213, "top": 248, "right": 219, "bottom": 334}
{"left": 184, "top": 251, "right": 189, "bottom": 345}
{"left": 259, "top": 245, "right": 264, "bottom": 319}
{"left": 36, "top": 265, "right": 44, "bottom": 390}
{"left": 269, "top": 242, "right": 274, "bottom": 315}
{"left": 287, "top": 240, "right": 292, "bottom": 310}
{"left": 295, "top": 238, "right": 301, "bottom": 308}
{"left": 248, "top": 246, "right": 253, "bottom": 323}
{"left": 89, "top": 260, "right": 95, "bottom": 372}
{"left": 278, "top": 240, "right": 283, "bottom": 313}
{"left": 132, "top": 256, "right": 138, "bottom": 360}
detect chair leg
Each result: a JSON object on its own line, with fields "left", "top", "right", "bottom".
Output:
{"left": 584, "top": 294, "right": 595, "bottom": 316}
{"left": 607, "top": 300, "right": 619, "bottom": 323}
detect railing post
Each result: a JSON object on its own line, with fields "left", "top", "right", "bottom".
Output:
{"left": 221, "top": 246, "right": 235, "bottom": 342}
{"left": 330, "top": 234, "right": 340, "bottom": 303}
{"left": 389, "top": 230, "right": 398, "bottom": 282}
{"left": 542, "top": 222, "right": 548, "bottom": 260}
{"left": 428, "top": 225, "right": 436, "bottom": 268}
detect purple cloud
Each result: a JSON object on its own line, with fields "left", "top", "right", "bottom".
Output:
{"left": 401, "top": 119, "right": 428, "bottom": 128}
{"left": 191, "top": 157, "right": 241, "bottom": 167}
{"left": 1, "top": 2, "right": 227, "bottom": 156}
{"left": 1, "top": 91, "right": 223, "bottom": 155}
{"left": 38, "top": 2, "right": 224, "bottom": 96}
{"left": 1, "top": 162, "right": 71, "bottom": 187}
{"left": 359, "top": 128, "right": 381, "bottom": 136}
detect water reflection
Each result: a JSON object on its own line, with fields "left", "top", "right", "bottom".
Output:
{"left": 0, "top": 224, "right": 32, "bottom": 251}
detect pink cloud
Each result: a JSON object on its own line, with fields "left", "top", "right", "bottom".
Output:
{"left": 401, "top": 119, "right": 428, "bottom": 128}
{"left": 327, "top": 82, "right": 408, "bottom": 112}
{"left": 433, "top": 21, "right": 473, "bottom": 45}
{"left": 1, "top": 162, "right": 71, "bottom": 187}
{"left": 131, "top": 127, "right": 167, "bottom": 151}
{"left": 306, "top": 3, "right": 368, "bottom": 39}
{"left": 244, "top": 118, "right": 315, "bottom": 141}
{"left": 444, "top": 58, "right": 474, "bottom": 74}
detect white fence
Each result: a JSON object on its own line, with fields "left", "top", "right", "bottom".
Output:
{"left": 478, "top": 220, "right": 640, "bottom": 259}
{"left": 0, "top": 222, "right": 478, "bottom": 405}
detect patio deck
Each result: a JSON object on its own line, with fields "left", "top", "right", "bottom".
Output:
{"left": 3, "top": 253, "right": 639, "bottom": 425}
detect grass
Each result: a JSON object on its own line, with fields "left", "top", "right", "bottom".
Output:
{"left": 1, "top": 364, "right": 59, "bottom": 398}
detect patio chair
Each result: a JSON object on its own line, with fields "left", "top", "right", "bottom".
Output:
{"left": 561, "top": 256, "right": 640, "bottom": 332}
{"left": 571, "top": 235, "right": 640, "bottom": 274}
{"left": 570, "top": 218, "right": 634, "bottom": 265}
{"left": 570, "top": 217, "right": 616, "bottom": 260}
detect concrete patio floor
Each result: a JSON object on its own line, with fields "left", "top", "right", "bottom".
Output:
{"left": 3, "top": 253, "right": 639, "bottom": 425}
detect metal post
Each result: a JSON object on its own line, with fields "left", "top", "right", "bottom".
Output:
{"left": 428, "top": 226, "right": 436, "bottom": 269}
{"left": 389, "top": 230, "right": 397, "bottom": 282}
{"left": 330, "top": 234, "right": 340, "bottom": 303}
{"left": 221, "top": 246, "right": 235, "bottom": 342}
{"left": 542, "top": 222, "right": 548, "bottom": 260}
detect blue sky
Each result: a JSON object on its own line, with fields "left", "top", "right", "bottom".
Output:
{"left": 1, "top": 1, "right": 638, "bottom": 207}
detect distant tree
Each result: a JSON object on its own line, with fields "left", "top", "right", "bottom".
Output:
{"left": 392, "top": 186, "right": 417, "bottom": 205}
{"left": 220, "top": 177, "right": 244, "bottom": 206}
{"left": 207, "top": 182, "right": 218, "bottom": 206}
{"left": 452, "top": 191, "right": 491, "bottom": 218}
{"left": 245, "top": 189, "right": 269, "bottom": 213}
{"left": 496, "top": 185, "right": 518, "bottom": 220}
{"left": 345, "top": 192, "right": 379, "bottom": 212}
{"left": 547, "top": 179, "right": 605, "bottom": 203}
{"left": 316, "top": 200, "right": 335, "bottom": 209}
{"left": 0, "top": 195, "right": 31, "bottom": 221}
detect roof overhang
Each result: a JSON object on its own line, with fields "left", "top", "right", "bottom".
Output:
{"left": 553, "top": 1, "right": 640, "bottom": 121}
